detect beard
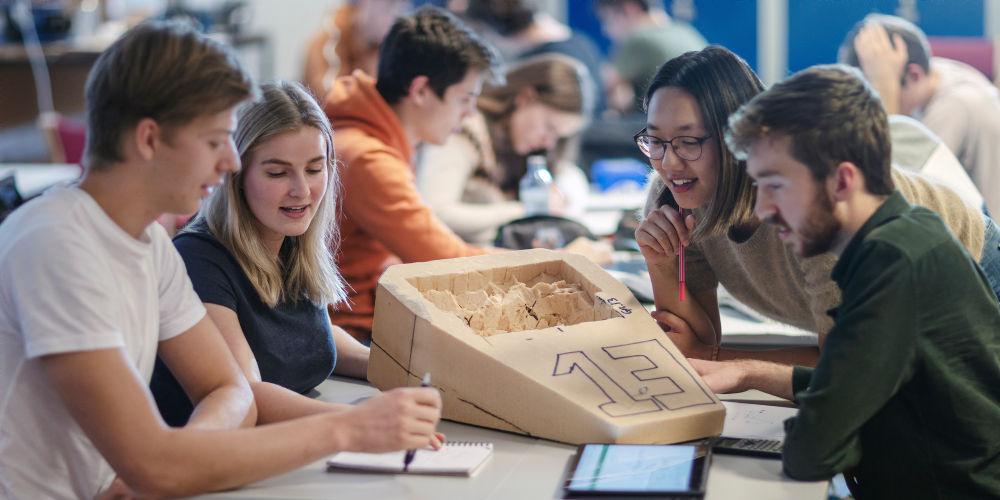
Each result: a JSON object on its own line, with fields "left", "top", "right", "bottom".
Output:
{"left": 766, "top": 188, "right": 841, "bottom": 258}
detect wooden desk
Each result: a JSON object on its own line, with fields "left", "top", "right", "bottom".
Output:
{"left": 195, "top": 378, "right": 827, "bottom": 500}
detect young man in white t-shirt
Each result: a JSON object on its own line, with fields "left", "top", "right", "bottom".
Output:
{"left": 0, "top": 22, "right": 442, "bottom": 499}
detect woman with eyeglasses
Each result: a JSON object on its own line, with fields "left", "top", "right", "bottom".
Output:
{"left": 634, "top": 46, "right": 1000, "bottom": 366}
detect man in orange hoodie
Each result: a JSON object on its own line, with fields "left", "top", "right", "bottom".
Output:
{"left": 324, "top": 6, "right": 502, "bottom": 343}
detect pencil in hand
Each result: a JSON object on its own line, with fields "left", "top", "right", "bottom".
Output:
{"left": 679, "top": 208, "right": 686, "bottom": 302}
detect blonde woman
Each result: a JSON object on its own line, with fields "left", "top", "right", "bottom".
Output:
{"left": 416, "top": 54, "right": 594, "bottom": 244}
{"left": 151, "top": 81, "right": 443, "bottom": 443}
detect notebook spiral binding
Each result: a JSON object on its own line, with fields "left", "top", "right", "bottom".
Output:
{"left": 448, "top": 441, "right": 493, "bottom": 447}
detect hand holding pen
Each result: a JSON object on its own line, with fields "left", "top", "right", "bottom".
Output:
{"left": 403, "top": 373, "right": 433, "bottom": 472}
{"left": 634, "top": 204, "right": 695, "bottom": 275}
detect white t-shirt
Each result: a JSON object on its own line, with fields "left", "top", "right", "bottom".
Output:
{"left": 0, "top": 186, "right": 206, "bottom": 499}
{"left": 889, "top": 114, "right": 985, "bottom": 210}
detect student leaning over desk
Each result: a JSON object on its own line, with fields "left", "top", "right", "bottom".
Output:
{"left": 693, "top": 64, "right": 1000, "bottom": 499}
{"left": 417, "top": 53, "right": 594, "bottom": 244}
{"left": 0, "top": 23, "right": 441, "bottom": 499}
{"left": 324, "top": 6, "right": 503, "bottom": 344}
{"left": 633, "top": 46, "right": 1000, "bottom": 368}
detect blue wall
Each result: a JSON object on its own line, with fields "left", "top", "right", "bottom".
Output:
{"left": 787, "top": 0, "right": 984, "bottom": 73}
{"left": 567, "top": 0, "right": 985, "bottom": 77}
{"left": 569, "top": 0, "right": 757, "bottom": 69}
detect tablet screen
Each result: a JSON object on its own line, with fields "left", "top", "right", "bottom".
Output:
{"left": 565, "top": 444, "right": 710, "bottom": 496}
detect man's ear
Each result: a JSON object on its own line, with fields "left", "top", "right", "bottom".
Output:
{"left": 406, "top": 75, "right": 432, "bottom": 105}
{"left": 830, "top": 161, "right": 862, "bottom": 201}
{"left": 131, "top": 118, "right": 160, "bottom": 162}
{"left": 902, "top": 62, "right": 926, "bottom": 85}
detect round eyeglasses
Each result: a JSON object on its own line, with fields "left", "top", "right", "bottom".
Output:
{"left": 633, "top": 128, "right": 712, "bottom": 162}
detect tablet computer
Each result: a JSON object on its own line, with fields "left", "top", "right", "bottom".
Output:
{"left": 564, "top": 443, "right": 711, "bottom": 497}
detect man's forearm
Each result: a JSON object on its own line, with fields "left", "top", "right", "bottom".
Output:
{"left": 719, "top": 346, "right": 820, "bottom": 367}
{"left": 331, "top": 326, "right": 370, "bottom": 379}
{"left": 185, "top": 383, "right": 256, "bottom": 430}
{"left": 739, "top": 360, "right": 795, "bottom": 400}
{"left": 251, "top": 381, "right": 351, "bottom": 424}
{"left": 868, "top": 78, "right": 900, "bottom": 114}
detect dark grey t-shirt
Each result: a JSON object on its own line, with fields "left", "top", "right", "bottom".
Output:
{"left": 150, "top": 224, "right": 335, "bottom": 426}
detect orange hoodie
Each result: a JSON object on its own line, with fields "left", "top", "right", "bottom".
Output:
{"left": 324, "top": 71, "right": 485, "bottom": 339}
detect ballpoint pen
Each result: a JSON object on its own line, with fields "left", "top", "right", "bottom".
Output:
{"left": 403, "top": 372, "right": 432, "bottom": 472}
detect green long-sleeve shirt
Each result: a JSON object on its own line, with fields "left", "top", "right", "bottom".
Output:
{"left": 781, "top": 191, "right": 1000, "bottom": 499}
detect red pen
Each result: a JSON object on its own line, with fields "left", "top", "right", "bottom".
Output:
{"left": 678, "top": 208, "right": 686, "bottom": 302}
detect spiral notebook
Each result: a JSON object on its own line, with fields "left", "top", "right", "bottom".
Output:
{"left": 326, "top": 442, "right": 493, "bottom": 477}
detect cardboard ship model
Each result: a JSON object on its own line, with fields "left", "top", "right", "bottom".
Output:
{"left": 368, "top": 249, "right": 725, "bottom": 444}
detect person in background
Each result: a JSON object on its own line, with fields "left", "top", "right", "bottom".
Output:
{"left": 594, "top": 0, "right": 706, "bottom": 115}
{"left": 0, "top": 22, "right": 441, "bottom": 499}
{"left": 632, "top": 46, "right": 1000, "bottom": 368}
{"left": 465, "top": 0, "right": 606, "bottom": 116}
{"left": 695, "top": 64, "right": 1000, "bottom": 498}
{"left": 839, "top": 13, "right": 1000, "bottom": 216}
{"left": 150, "top": 82, "right": 438, "bottom": 439}
{"left": 417, "top": 54, "right": 594, "bottom": 244}
{"left": 888, "top": 114, "right": 985, "bottom": 211}
{"left": 324, "top": 6, "right": 502, "bottom": 343}
{"left": 302, "top": 0, "right": 412, "bottom": 98}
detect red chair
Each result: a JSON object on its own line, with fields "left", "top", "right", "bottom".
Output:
{"left": 39, "top": 112, "right": 86, "bottom": 166}
{"left": 928, "top": 36, "right": 996, "bottom": 81}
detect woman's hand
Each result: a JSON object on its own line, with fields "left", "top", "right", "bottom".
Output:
{"left": 651, "top": 309, "right": 716, "bottom": 357}
{"left": 635, "top": 205, "right": 696, "bottom": 265}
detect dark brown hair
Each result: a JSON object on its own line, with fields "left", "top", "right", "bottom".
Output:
{"left": 726, "top": 64, "right": 894, "bottom": 195}
{"left": 376, "top": 6, "right": 501, "bottom": 105}
{"left": 466, "top": 0, "right": 537, "bottom": 35}
{"left": 83, "top": 21, "right": 255, "bottom": 169}
{"left": 644, "top": 46, "right": 764, "bottom": 239}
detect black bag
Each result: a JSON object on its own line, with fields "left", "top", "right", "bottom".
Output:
{"left": 493, "top": 215, "right": 597, "bottom": 250}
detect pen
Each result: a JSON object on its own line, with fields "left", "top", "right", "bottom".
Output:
{"left": 403, "top": 372, "right": 432, "bottom": 472}
{"left": 678, "top": 208, "right": 686, "bottom": 302}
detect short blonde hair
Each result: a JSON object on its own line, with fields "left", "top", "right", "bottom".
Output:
{"left": 191, "top": 81, "right": 346, "bottom": 307}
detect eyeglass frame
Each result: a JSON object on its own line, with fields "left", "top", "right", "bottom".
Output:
{"left": 633, "top": 128, "right": 713, "bottom": 162}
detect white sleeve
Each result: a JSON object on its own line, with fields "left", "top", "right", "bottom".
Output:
{"left": 8, "top": 227, "right": 125, "bottom": 358}
{"left": 417, "top": 135, "right": 525, "bottom": 239}
{"left": 151, "top": 225, "right": 206, "bottom": 342}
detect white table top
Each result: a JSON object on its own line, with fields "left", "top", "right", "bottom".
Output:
{"left": 196, "top": 378, "right": 827, "bottom": 500}
{"left": 0, "top": 163, "right": 81, "bottom": 198}
{"left": 578, "top": 190, "right": 646, "bottom": 236}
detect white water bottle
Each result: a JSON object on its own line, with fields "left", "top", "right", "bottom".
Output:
{"left": 519, "top": 155, "right": 553, "bottom": 216}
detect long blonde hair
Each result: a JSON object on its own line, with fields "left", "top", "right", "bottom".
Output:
{"left": 192, "top": 81, "right": 347, "bottom": 307}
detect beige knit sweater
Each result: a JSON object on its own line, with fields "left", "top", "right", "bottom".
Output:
{"left": 642, "top": 167, "right": 986, "bottom": 337}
